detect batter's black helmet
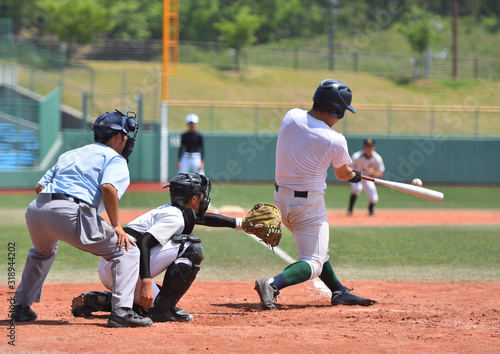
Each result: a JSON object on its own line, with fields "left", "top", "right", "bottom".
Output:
{"left": 313, "top": 79, "right": 356, "bottom": 119}
{"left": 165, "top": 173, "right": 211, "bottom": 216}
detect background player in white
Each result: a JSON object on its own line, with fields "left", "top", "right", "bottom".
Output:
{"left": 72, "top": 172, "right": 247, "bottom": 322}
{"left": 347, "top": 138, "right": 385, "bottom": 216}
{"left": 254, "top": 79, "right": 376, "bottom": 310}
{"left": 178, "top": 113, "right": 205, "bottom": 175}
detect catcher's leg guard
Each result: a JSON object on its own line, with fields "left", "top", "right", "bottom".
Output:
{"left": 72, "top": 291, "right": 112, "bottom": 316}
{"left": 152, "top": 241, "right": 203, "bottom": 322}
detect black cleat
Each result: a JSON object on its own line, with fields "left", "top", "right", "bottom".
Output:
{"left": 331, "top": 289, "right": 376, "bottom": 306}
{"left": 108, "top": 309, "right": 153, "bottom": 328}
{"left": 14, "top": 304, "right": 38, "bottom": 322}
{"left": 151, "top": 307, "right": 193, "bottom": 322}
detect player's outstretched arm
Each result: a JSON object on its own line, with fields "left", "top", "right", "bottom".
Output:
{"left": 196, "top": 213, "right": 238, "bottom": 229}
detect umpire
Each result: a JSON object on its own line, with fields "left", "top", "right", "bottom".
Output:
{"left": 14, "top": 110, "right": 152, "bottom": 328}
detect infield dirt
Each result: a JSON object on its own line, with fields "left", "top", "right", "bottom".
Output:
{"left": 2, "top": 183, "right": 499, "bottom": 353}
{"left": 2, "top": 280, "right": 499, "bottom": 353}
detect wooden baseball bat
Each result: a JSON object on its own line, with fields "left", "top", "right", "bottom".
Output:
{"left": 361, "top": 175, "right": 444, "bottom": 203}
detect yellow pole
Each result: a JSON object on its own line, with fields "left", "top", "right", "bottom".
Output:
{"left": 160, "top": 0, "right": 170, "bottom": 183}
{"left": 163, "top": 0, "right": 169, "bottom": 101}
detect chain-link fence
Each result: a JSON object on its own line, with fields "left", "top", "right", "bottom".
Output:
{"left": 2, "top": 17, "right": 500, "bottom": 136}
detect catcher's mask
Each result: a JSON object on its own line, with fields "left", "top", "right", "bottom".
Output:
{"left": 313, "top": 79, "right": 356, "bottom": 119}
{"left": 165, "top": 173, "right": 211, "bottom": 217}
{"left": 92, "top": 109, "right": 139, "bottom": 162}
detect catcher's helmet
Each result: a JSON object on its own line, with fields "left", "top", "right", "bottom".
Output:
{"left": 313, "top": 79, "right": 356, "bottom": 119}
{"left": 166, "top": 173, "right": 211, "bottom": 216}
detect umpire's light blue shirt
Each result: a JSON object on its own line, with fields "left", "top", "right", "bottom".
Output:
{"left": 38, "top": 143, "right": 130, "bottom": 214}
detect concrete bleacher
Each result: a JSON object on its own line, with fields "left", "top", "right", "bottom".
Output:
{"left": 0, "top": 122, "right": 38, "bottom": 171}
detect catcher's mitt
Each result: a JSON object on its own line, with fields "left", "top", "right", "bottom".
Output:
{"left": 242, "top": 203, "right": 282, "bottom": 247}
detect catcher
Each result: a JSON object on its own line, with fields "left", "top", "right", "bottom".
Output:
{"left": 72, "top": 172, "right": 281, "bottom": 322}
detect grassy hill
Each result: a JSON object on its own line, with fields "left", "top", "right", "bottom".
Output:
{"left": 14, "top": 19, "right": 500, "bottom": 134}
{"left": 53, "top": 61, "right": 497, "bottom": 134}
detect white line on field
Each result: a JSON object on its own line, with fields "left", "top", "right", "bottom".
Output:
{"left": 244, "top": 232, "right": 331, "bottom": 297}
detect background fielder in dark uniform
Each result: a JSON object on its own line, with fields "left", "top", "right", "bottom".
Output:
{"left": 178, "top": 113, "right": 205, "bottom": 175}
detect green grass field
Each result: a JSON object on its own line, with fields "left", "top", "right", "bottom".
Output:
{"left": 1, "top": 184, "right": 499, "bottom": 284}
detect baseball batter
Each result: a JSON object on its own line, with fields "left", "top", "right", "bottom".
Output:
{"left": 14, "top": 110, "right": 152, "bottom": 327}
{"left": 254, "top": 79, "right": 376, "bottom": 309}
{"left": 72, "top": 172, "right": 247, "bottom": 322}
{"left": 347, "top": 138, "right": 385, "bottom": 216}
{"left": 178, "top": 113, "right": 205, "bottom": 175}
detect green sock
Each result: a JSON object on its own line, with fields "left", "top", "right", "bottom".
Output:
{"left": 319, "top": 259, "right": 340, "bottom": 290}
{"left": 281, "top": 261, "right": 312, "bottom": 286}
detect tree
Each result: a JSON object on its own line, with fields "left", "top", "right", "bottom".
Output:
{"left": 100, "top": 0, "right": 163, "bottom": 40}
{"left": 35, "top": 0, "right": 112, "bottom": 58}
{"left": 215, "top": 5, "right": 262, "bottom": 70}
{"left": 180, "top": 0, "right": 221, "bottom": 42}
{"left": 394, "top": 6, "right": 442, "bottom": 78}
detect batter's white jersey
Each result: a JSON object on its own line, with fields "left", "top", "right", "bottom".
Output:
{"left": 275, "top": 108, "right": 352, "bottom": 191}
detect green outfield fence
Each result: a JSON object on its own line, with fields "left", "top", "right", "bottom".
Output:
{"left": 1, "top": 128, "right": 499, "bottom": 189}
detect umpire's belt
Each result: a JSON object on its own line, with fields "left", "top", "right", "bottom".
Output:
{"left": 123, "top": 227, "right": 143, "bottom": 240}
{"left": 50, "top": 193, "right": 82, "bottom": 204}
{"left": 274, "top": 183, "right": 308, "bottom": 198}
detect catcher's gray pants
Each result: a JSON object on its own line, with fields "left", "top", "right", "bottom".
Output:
{"left": 15, "top": 194, "right": 139, "bottom": 310}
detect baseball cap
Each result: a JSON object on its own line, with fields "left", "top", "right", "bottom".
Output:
{"left": 363, "top": 138, "right": 376, "bottom": 146}
{"left": 185, "top": 113, "right": 199, "bottom": 124}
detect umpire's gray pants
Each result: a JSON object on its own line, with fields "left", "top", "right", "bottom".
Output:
{"left": 15, "top": 194, "right": 139, "bottom": 310}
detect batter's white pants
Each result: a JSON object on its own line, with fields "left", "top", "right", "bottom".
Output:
{"left": 273, "top": 186, "right": 329, "bottom": 279}
{"left": 351, "top": 180, "right": 379, "bottom": 204}
{"left": 98, "top": 239, "right": 193, "bottom": 308}
{"left": 178, "top": 152, "right": 204, "bottom": 175}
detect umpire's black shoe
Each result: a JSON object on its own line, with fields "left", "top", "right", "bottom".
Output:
{"left": 254, "top": 278, "right": 280, "bottom": 310}
{"left": 331, "top": 289, "right": 376, "bottom": 306}
{"left": 108, "top": 308, "right": 153, "bottom": 328}
{"left": 14, "top": 304, "right": 38, "bottom": 322}
{"left": 151, "top": 307, "right": 193, "bottom": 322}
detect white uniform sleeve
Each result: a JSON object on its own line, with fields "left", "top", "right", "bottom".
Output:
{"left": 147, "top": 213, "right": 185, "bottom": 246}
{"left": 331, "top": 136, "right": 352, "bottom": 168}
{"left": 375, "top": 152, "right": 385, "bottom": 172}
{"left": 350, "top": 151, "right": 361, "bottom": 169}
